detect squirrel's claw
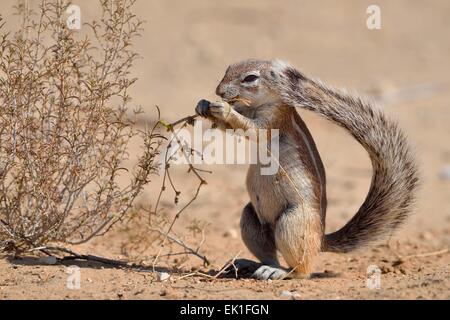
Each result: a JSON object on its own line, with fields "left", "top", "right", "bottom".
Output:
{"left": 252, "top": 265, "right": 289, "bottom": 280}
{"left": 195, "top": 99, "right": 211, "bottom": 117}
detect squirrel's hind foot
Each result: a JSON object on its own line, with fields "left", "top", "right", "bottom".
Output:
{"left": 224, "top": 258, "right": 261, "bottom": 276}
{"left": 224, "top": 258, "right": 287, "bottom": 280}
{"left": 224, "top": 258, "right": 311, "bottom": 280}
{"left": 252, "top": 265, "right": 289, "bottom": 280}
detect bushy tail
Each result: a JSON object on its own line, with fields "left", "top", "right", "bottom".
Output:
{"left": 275, "top": 63, "right": 420, "bottom": 253}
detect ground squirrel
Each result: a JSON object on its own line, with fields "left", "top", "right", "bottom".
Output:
{"left": 195, "top": 59, "right": 419, "bottom": 280}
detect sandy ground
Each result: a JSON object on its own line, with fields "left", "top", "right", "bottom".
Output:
{"left": 1, "top": 0, "right": 449, "bottom": 300}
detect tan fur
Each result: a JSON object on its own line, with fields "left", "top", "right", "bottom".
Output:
{"left": 198, "top": 59, "right": 419, "bottom": 278}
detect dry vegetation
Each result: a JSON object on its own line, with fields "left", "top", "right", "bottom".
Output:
{"left": 0, "top": 0, "right": 209, "bottom": 269}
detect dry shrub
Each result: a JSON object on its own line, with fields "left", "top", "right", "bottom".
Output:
{"left": 116, "top": 203, "right": 210, "bottom": 269}
{"left": 0, "top": 0, "right": 164, "bottom": 252}
{"left": 113, "top": 120, "right": 212, "bottom": 269}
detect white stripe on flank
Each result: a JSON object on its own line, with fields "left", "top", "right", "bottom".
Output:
{"left": 291, "top": 117, "right": 325, "bottom": 217}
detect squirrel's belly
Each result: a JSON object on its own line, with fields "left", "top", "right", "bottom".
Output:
{"left": 245, "top": 146, "right": 319, "bottom": 225}
{"left": 246, "top": 164, "right": 286, "bottom": 225}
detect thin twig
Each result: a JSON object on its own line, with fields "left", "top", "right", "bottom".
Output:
{"left": 30, "top": 245, "right": 146, "bottom": 269}
{"left": 177, "top": 271, "right": 215, "bottom": 281}
{"left": 150, "top": 227, "right": 209, "bottom": 266}
{"left": 165, "top": 114, "right": 199, "bottom": 128}
{"left": 151, "top": 114, "right": 210, "bottom": 271}
{"left": 397, "top": 248, "right": 448, "bottom": 262}
{"left": 214, "top": 251, "right": 242, "bottom": 280}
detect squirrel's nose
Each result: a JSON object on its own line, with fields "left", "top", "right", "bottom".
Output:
{"left": 215, "top": 85, "right": 224, "bottom": 97}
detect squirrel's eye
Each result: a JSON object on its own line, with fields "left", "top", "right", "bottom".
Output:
{"left": 242, "top": 74, "right": 259, "bottom": 83}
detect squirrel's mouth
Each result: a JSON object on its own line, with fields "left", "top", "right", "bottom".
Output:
{"left": 225, "top": 96, "right": 252, "bottom": 107}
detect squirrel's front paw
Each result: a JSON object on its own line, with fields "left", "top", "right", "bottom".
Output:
{"left": 195, "top": 99, "right": 232, "bottom": 121}
{"left": 208, "top": 101, "right": 232, "bottom": 121}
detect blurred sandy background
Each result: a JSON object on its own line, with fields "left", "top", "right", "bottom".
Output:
{"left": 1, "top": 0, "right": 449, "bottom": 299}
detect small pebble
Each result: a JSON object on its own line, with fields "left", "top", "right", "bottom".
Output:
{"left": 223, "top": 229, "right": 238, "bottom": 239}
{"left": 280, "top": 290, "right": 301, "bottom": 300}
{"left": 157, "top": 272, "right": 171, "bottom": 282}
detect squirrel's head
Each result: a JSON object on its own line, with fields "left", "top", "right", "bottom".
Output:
{"left": 215, "top": 59, "right": 304, "bottom": 108}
